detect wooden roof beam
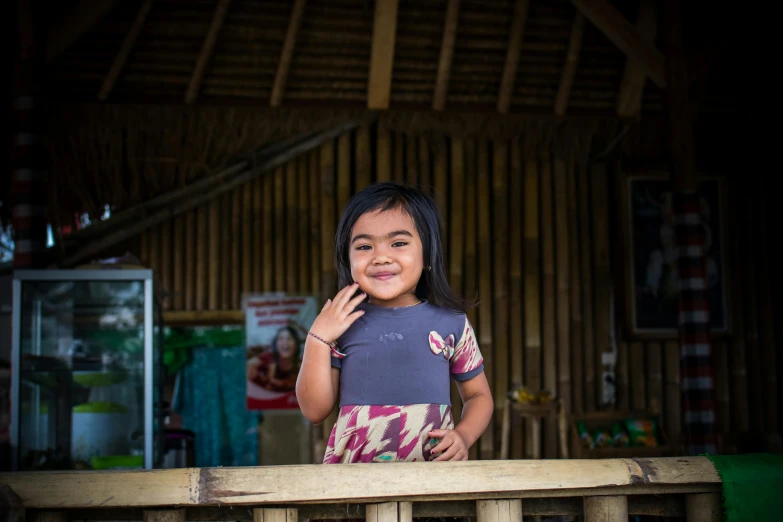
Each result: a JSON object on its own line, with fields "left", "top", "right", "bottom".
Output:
{"left": 185, "top": 0, "right": 232, "bottom": 104}
{"left": 554, "top": 13, "right": 585, "bottom": 117}
{"left": 98, "top": 0, "right": 155, "bottom": 101}
{"left": 616, "top": 0, "right": 657, "bottom": 118}
{"left": 569, "top": 0, "right": 666, "bottom": 88}
{"left": 368, "top": 0, "right": 399, "bottom": 109}
{"left": 271, "top": 0, "right": 307, "bottom": 107}
{"left": 497, "top": 0, "right": 530, "bottom": 113}
{"left": 432, "top": 0, "right": 461, "bottom": 111}
{"left": 46, "top": 0, "right": 126, "bottom": 64}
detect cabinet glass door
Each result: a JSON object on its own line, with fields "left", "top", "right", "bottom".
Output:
{"left": 17, "top": 278, "right": 147, "bottom": 470}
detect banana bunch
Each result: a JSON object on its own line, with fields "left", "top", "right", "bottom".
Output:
{"left": 507, "top": 386, "right": 553, "bottom": 404}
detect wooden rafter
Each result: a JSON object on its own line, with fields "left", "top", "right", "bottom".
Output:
{"left": 98, "top": 0, "right": 155, "bottom": 101}
{"left": 616, "top": 0, "right": 657, "bottom": 118}
{"left": 569, "top": 0, "right": 666, "bottom": 88}
{"left": 497, "top": 0, "right": 530, "bottom": 114}
{"left": 554, "top": 13, "right": 585, "bottom": 117}
{"left": 46, "top": 0, "right": 126, "bottom": 64}
{"left": 185, "top": 0, "right": 232, "bottom": 104}
{"left": 432, "top": 0, "right": 461, "bottom": 111}
{"left": 271, "top": 0, "right": 307, "bottom": 107}
{"left": 367, "top": 0, "right": 399, "bottom": 109}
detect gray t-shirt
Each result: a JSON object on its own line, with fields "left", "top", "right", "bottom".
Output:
{"left": 331, "top": 300, "right": 484, "bottom": 407}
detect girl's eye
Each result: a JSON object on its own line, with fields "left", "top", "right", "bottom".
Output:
{"left": 392, "top": 241, "right": 407, "bottom": 248}
{"left": 355, "top": 245, "right": 371, "bottom": 251}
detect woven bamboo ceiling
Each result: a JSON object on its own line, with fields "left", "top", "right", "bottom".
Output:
{"left": 41, "top": 0, "right": 735, "bottom": 117}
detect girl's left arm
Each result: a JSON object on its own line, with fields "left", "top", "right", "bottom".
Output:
{"left": 429, "top": 371, "right": 493, "bottom": 460}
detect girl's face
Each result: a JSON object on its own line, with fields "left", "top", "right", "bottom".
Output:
{"left": 349, "top": 207, "right": 424, "bottom": 307}
{"left": 275, "top": 329, "right": 297, "bottom": 359}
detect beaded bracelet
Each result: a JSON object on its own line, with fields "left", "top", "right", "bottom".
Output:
{"left": 308, "top": 331, "right": 346, "bottom": 359}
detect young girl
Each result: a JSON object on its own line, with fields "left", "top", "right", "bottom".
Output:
{"left": 296, "top": 182, "right": 493, "bottom": 463}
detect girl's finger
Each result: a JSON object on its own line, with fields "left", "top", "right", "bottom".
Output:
{"left": 430, "top": 436, "right": 451, "bottom": 455}
{"left": 346, "top": 291, "right": 367, "bottom": 310}
{"left": 345, "top": 309, "right": 365, "bottom": 325}
{"left": 321, "top": 299, "right": 331, "bottom": 311}
{"left": 334, "top": 283, "right": 359, "bottom": 307}
{"left": 433, "top": 444, "right": 459, "bottom": 461}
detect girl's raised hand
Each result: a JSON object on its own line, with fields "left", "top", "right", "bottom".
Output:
{"left": 308, "top": 283, "right": 366, "bottom": 346}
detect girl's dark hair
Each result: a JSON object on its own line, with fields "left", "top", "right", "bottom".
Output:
{"left": 334, "top": 181, "right": 471, "bottom": 313}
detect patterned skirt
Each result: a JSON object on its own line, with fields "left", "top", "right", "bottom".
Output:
{"left": 323, "top": 404, "right": 454, "bottom": 463}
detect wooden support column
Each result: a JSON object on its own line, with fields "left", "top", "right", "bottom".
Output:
{"left": 663, "top": 0, "right": 716, "bottom": 455}
{"left": 368, "top": 0, "right": 399, "bottom": 109}
{"left": 685, "top": 493, "right": 721, "bottom": 522}
{"left": 583, "top": 496, "right": 627, "bottom": 522}
{"left": 366, "top": 502, "right": 412, "bottom": 522}
{"left": 476, "top": 500, "right": 523, "bottom": 522}
{"left": 253, "top": 508, "right": 298, "bottom": 522}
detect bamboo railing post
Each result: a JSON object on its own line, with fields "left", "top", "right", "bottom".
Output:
{"left": 685, "top": 493, "right": 721, "bottom": 522}
{"left": 253, "top": 508, "right": 298, "bottom": 522}
{"left": 476, "top": 500, "right": 523, "bottom": 522}
{"left": 583, "top": 496, "right": 627, "bottom": 521}
{"left": 143, "top": 509, "right": 185, "bottom": 522}
{"left": 366, "top": 502, "right": 412, "bottom": 522}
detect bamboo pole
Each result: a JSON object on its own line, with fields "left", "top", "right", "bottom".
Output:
{"left": 743, "top": 181, "right": 762, "bottom": 434}
{"left": 98, "top": 0, "right": 154, "bottom": 100}
{"left": 509, "top": 139, "right": 524, "bottom": 458}
{"left": 419, "top": 137, "right": 431, "bottom": 194}
{"left": 554, "top": 158, "right": 572, "bottom": 429}
{"left": 477, "top": 141, "right": 495, "bottom": 459}
{"left": 394, "top": 133, "right": 405, "bottom": 183}
{"left": 286, "top": 161, "right": 299, "bottom": 292}
{"left": 185, "top": 209, "right": 195, "bottom": 310}
{"left": 583, "top": 496, "right": 627, "bottom": 522}
{"left": 196, "top": 206, "right": 207, "bottom": 310}
{"left": 523, "top": 156, "right": 541, "bottom": 458}
{"left": 685, "top": 493, "right": 721, "bottom": 522}
{"left": 243, "top": 177, "right": 253, "bottom": 296}
{"left": 356, "top": 125, "right": 372, "bottom": 190}
{"left": 406, "top": 134, "right": 418, "bottom": 188}
{"left": 476, "top": 500, "right": 522, "bottom": 522}
{"left": 492, "top": 142, "right": 510, "bottom": 433}
{"left": 274, "top": 167, "right": 286, "bottom": 291}
{"left": 320, "top": 140, "right": 336, "bottom": 299}
{"left": 630, "top": 342, "right": 646, "bottom": 411}
{"left": 173, "top": 214, "right": 184, "bottom": 310}
{"left": 263, "top": 166, "right": 274, "bottom": 292}
{"left": 338, "top": 133, "right": 351, "bottom": 213}
{"left": 591, "top": 163, "right": 611, "bottom": 409}
{"left": 209, "top": 200, "right": 220, "bottom": 310}
{"left": 232, "top": 190, "right": 242, "bottom": 307}
{"left": 647, "top": 342, "right": 663, "bottom": 416}
{"left": 309, "top": 151, "right": 321, "bottom": 296}
{"left": 728, "top": 175, "right": 748, "bottom": 431}
{"left": 185, "top": 0, "right": 232, "bottom": 103}
{"left": 376, "top": 121, "right": 391, "bottom": 182}
{"left": 253, "top": 178, "right": 263, "bottom": 293}
{"left": 270, "top": 0, "right": 307, "bottom": 107}
{"left": 140, "top": 230, "right": 150, "bottom": 268}
{"left": 432, "top": 0, "right": 460, "bottom": 111}
{"left": 449, "top": 138, "right": 465, "bottom": 427}
{"left": 161, "top": 219, "right": 172, "bottom": 310}
{"left": 567, "top": 161, "right": 582, "bottom": 418}
{"left": 665, "top": 340, "right": 682, "bottom": 442}
{"left": 714, "top": 339, "right": 731, "bottom": 435}
{"left": 464, "top": 142, "right": 480, "bottom": 460}
{"left": 433, "top": 138, "right": 447, "bottom": 217}
{"left": 299, "top": 156, "right": 310, "bottom": 293}
{"left": 222, "top": 193, "right": 232, "bottom": 309}
{"left": 540, "top": 154, "right": 556, "bottom": 458}
{"left": 758, "top": 173, "right": 779, "bottom": 440}
{"left": 578, "top": 164, "right": 596, "bottom": 410}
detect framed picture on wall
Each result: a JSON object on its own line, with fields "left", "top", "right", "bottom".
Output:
{"left": 619, "top": 172, "right": 730, "bottom": 338}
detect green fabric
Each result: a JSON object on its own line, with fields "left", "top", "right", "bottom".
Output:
{"left": 706, "top": 453, "right": 783, "bottom": 521}
{"left": 163, "top": 327, "right": 245, "bottom": 373}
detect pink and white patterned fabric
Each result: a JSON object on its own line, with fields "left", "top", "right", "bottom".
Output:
{"left": 323, "top": 404, "right": 453, "bottom": 463}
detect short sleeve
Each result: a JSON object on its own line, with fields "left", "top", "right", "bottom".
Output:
{"left": 449, "top": 316, "right": 484, "bottom": 381}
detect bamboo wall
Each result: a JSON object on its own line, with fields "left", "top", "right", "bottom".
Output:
{"left": 134, "top": 123, "right": 780, "bottom": 459}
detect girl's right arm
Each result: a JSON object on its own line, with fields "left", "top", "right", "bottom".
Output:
{"left": 296, "top": 283, "right": 366, "bottom": 423}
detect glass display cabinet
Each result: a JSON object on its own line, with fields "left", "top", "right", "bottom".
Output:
{"left": 11, "top": 269, "right": 164, "bottom": 471}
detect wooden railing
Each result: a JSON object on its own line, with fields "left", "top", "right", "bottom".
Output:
{"left": 0, "top": 457, "right": 721, "bottom": 522}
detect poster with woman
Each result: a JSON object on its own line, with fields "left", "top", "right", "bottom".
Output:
{"left": 244, "top": 293, "right": 318, "bottom": 410}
